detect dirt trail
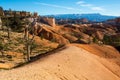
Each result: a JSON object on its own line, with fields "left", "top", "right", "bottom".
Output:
{"left": 0, "top": 44, "right": 120, "bottom": 80}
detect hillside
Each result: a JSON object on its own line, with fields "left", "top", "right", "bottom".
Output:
{"left": 0, "top": 30, "right": 59, "bottom": 69}
{"left": 0, "top": 44, "right": 120, "bottom": 80}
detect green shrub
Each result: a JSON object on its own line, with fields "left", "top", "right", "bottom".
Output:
{"left": 103, "top": 35, "right": 120, "bottom": 46}
{"left": 51, "top": 38, "right": 56, "bottom": 42}
{"left": 0, "top": 42, "right": 7, "bottom": 50}
{"left": 30, "top": 42, "right": 38, "bottom": 50}
{"left": 93, "top": 37, "right": 98, "bottom": 43}
{"left": 103, "top": 35, "right": 112, "bottom": 44}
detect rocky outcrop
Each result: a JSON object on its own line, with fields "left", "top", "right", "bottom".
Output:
{"left": 115, "top": 18, "right": 120, "bottom": 23}
{"left": 60, "top": 25, "right": 92, "bottom": 44}
{"left": 77, "top": 32, "right": 92, "bottom": 44}
{"left": 29, "top": 18, "right": 119, "bottom": 45}
{"left": 106, "top": 18, "right": 120, "bottom": 31}
{"left": 95, "top": 31, "right": 104, "bottom": 40}
{"left": 63, "top": 34, "right": 78, "bottom": 42}
{"left": 30, "top": 23, "right": 69, "bottom": 45}
{"left": 80, "top": 18, "right": 89, "bottom": 23}
{"left": 40, "top": 17, "right": 55, "bottom": 27}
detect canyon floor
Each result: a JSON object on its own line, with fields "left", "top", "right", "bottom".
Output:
{"left": 0, "top": 44, "right": 120, "bottom": 80}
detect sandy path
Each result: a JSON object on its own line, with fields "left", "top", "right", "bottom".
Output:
{"left": 0, "top": 45, "right": 120, "bottom": 80}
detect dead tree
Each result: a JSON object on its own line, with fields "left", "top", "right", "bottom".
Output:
{"left": 24, "top": 23, "right": 31, "bottom": 61}
{"left": 24, "top": 24, "right": 29, "bottom": 40}
{"left": 26, "top": 39, "right": 31, "bottom": 61}
{"left": 6, "top": 17, "right": 11, "bottom": 39}
{"left": 24, "top": 20, "right": 36, "bottom": 61}
{"left": 7, "top": 26, "right": 11, "bottom": 39}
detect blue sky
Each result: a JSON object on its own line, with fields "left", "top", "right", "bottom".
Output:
{"left": 0, "top": 0, "right": 119, "bottom": 16}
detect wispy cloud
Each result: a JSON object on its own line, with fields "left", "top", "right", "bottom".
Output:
{"left": 80, "top": 4, "right": 92, "bottom": 7}
{"left": 91, "top": 7, "right": 104, "bottom": 11}
{"left": 76, "top": 1, "right": 85, "bottom": 4}
{"left": 76, "top": 1, "right": 105, "bottom": 11}
{"left": 35, "top": 2, "right": 81, "bottom": 11}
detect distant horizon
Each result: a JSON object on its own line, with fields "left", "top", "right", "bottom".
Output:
{"left": 42, "top": 13, "right": 119, "bottom": 17}
{"left": 0, "top": 0, "right": 120, "bottom": 16}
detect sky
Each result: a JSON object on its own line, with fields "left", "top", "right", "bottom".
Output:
{"left": 0, "top": 0, "right": 120, "bottom": 16}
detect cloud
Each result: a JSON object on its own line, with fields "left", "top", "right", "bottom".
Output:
{"left": 35, "top": 2, "right": 81, "bottom": 11}
{"left": 80, "top": 4, "right": 92, "bottom": 7}
{"left": 91, "top": 7, "right": 104, "bottom": 11}
{"left": 76, "top": 1, "right": 85, "bottom": 4}
{"left": 76, "top": 1, "right": 105, "bottom": 11}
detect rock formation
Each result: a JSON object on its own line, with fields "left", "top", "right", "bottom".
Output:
{"left": 30, "top": 23, "right": 69, "bottom": 45}
{"left": 40, "top": 17, "right": 55, "bottom": 27}
{"left": 80, "top": 18, "right": 89, "bottom": 23}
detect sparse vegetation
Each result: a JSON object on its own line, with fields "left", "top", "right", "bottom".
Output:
{"left": 93, "top": 37, "right": 98, "bottom": 43}
{"left": 103, "top": 35, "right": 120, "bottom": 46}
{"left": 0, "top": 27, "right": 58, "bottom": 69}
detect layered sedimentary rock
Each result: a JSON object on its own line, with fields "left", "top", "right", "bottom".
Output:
{"left": 40, "top": 17, "right": 55, "bottom": 27}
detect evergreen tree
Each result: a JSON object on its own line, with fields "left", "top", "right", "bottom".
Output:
{"left": 0, "top": 6, "right": 4, "bottom": 16}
